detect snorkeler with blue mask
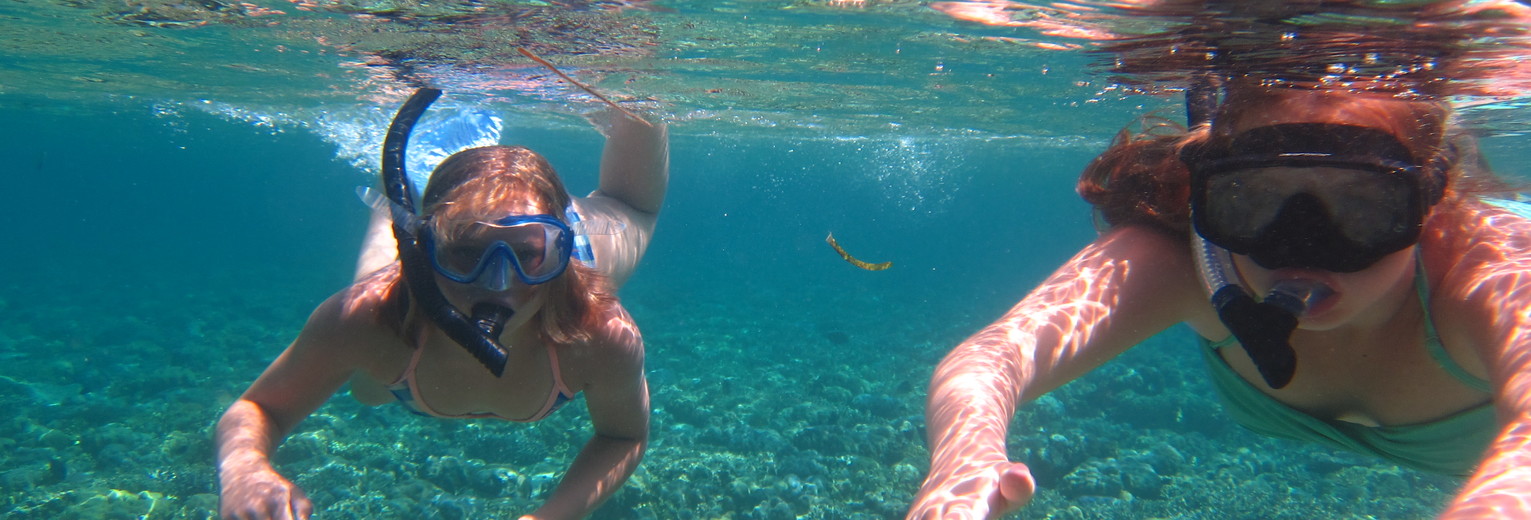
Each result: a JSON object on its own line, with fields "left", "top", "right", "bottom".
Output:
{"left": 377, "top": 89, "right": 606, "bottom": 375}
{"left": 217, "top": 87, "right": 667, "bottom": 520}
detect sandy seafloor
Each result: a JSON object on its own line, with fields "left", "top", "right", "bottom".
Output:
{"left": 0, "top": 103, "right": 1469, "bottom": 519}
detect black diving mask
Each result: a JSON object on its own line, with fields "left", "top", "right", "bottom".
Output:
{"left": 1185, "top": 123, "right": 1443, "bottom": 273}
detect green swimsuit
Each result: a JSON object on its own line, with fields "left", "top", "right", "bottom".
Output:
{"left": 1199, "top": 265, "right": 1496, "bottom": 476}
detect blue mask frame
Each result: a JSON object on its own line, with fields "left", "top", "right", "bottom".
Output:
{"left": 422, "top": 214, "right": 575, "bottom": 288}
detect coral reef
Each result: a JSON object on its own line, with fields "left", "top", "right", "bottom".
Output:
{"left": 0, "top": 267, "right": 1462, "bottom": 519}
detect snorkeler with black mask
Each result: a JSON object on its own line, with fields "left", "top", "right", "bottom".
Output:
{"left": 1182, "top": 83, "right": 1451, "bottom": 389}
{"left": 912, "top": 80, "right": 1531, "bottom": 519}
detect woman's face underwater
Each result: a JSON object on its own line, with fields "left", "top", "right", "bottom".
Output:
{"left": 430, "top": 198, "right": 560, "bottom": 314}
{"left": 1209, "top": 91, "right": 1441, "bottom": 330}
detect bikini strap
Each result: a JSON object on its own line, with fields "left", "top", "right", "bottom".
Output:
{"left": 543, "top": 342, "right": 574, "bottom": 398}
{"left": 388, "top": 330, "right": 432, "bottom": 387}
{"left": 1416, "top": 254, "right": 1492, "bottom": 393}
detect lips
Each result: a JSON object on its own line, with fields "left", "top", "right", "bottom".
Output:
{"left": 1265, "top": 271, "right": 1340, "bottom": 318}
{"left": 1302, "top": 289, "right": 1340, "bottom": 317}
{"left": 469, "top": 302, "right": 514, "bottom": 338}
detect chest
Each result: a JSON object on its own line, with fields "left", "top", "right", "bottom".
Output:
{"left": 1215, "top": 324, "right": 1489, "bottom": 426}
{"left": 351, "top": 331, "right": 580, "bottom": 418}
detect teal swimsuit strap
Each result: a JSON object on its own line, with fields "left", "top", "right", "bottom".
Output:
{"left": 1206, "top": 255, "right": 1492, "bottom": 394}
{"left": 1415, "top": 255, "right": 1493, "bottom": 393}
{"left": 1207, "top": 333, "right": 1238, "bottom": 350}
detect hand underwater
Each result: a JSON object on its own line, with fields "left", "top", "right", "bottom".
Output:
{"left": 219, "top": 464, "right": 312, "bottom": 520}
{"left": 908, "top": 460, "right": 1035, "bottom": 520}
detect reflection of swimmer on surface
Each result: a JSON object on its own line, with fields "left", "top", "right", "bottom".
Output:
{"left": 214, "top": 89, "right": 667, "bottom": 520}
{"left": 907, "top": 7, "right": 1531, "bottom": 516}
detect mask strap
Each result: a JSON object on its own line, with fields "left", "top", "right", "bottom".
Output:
{"left": 565, "top": 203, "right": 597, "bottom": 267}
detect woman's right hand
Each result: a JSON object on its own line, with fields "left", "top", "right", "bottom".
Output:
{"left": 219, "top": 464, "right": 312, "bottom": 520}
{"left": 906, "top": 460, "right": 1036, "bottom": 520}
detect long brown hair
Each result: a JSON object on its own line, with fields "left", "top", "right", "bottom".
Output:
{"left": 380, "top": 145, "right": 617, "bottom": 346}
{"left": 1076, "top": 113, "right": 1199, "bottom": 236}
{"left": 1076, "top": 86, "right": 1497, "bottom": 237}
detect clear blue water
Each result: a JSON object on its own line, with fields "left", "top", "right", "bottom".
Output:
{"left": 3, "top": 1, "right": 1528, "bottom": 518}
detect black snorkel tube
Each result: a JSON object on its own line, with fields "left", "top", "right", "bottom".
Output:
{"left": 1185, "top": 78, "right": 1332, "bottom": 389}
{"left": 383, "top": 88, "right": 513, "bottom": 377}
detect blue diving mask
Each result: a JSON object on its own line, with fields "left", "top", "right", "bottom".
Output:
{"left": 421, "top": 213, "right": 575, "bottom": 290}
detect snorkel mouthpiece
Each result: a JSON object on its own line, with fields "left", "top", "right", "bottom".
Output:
{"left": 383, "top": 87, "right": 512, "bottom": 377}
{"left": 471, "top": 303, "right": 513, "bottom": 339}
{"left": 1263, "top": 279, "right": 1334, "bottom": 318}
{"left": 1213, "top": 287, "right": 1299, "bottom": 389}
{"left": 1193, "top": 248, "right": 1333, "bottom": 390}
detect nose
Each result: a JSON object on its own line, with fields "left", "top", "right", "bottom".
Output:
{"left": 477, "top": 255, "right": 514, "bottom": 292}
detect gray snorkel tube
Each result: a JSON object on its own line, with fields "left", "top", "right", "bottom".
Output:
{"left": 1185, "top": 78, "right": 1331, "bottom": 389}
{"left": 383, "top": 88, "right": 512, "bottom": 377}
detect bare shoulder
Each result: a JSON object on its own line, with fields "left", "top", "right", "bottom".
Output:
{"left": 1089, "top": 225, "right": 1218, "bottom": 330}
{"left": 296, "top": 269, "right": 406, "bottom": 372}
{"left": 1423, "top": 199, "right": 1531, "bottom": 292}
{"left": 235, "top": 274, "right": 408, "bottom": 411}
{"left": 589, "top": 302, "right": 645, "bottom": 366}
{"left": 1089, "top": 225, "right": 1201, "bottom": 289}
{"left": 576, "top": 191, "right": 657, "bottom": 234}
{"left": 1099, "top": 224, "right": 1193, "bottom": 260}
{"left": 996, "top": 224, "right": 1206, "bottom": 332}
{"left": 1423, "top": 199, "right": 1531, "bottom": 356}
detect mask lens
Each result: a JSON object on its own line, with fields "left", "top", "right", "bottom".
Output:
{"left": 489, "top": 221, "right": 569, "bottom": 281}
{"left": 1202, "top": 165, "right": 1416, "bottom": 246}
{"left": 429, "top": 237, "right": 487, "bottom": 278}
{"left": 1192, "top": 158, "right": 1426, "bottom": 271}
{"left": 426, "top": 215, "right": 573, "bottom": 287}
{"left": 1186, "top": 123, "right": 1434, "bottom": 272}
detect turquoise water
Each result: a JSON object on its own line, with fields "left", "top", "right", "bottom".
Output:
{"left": 3, "top": 1, "right": 1530, "bottom": 518}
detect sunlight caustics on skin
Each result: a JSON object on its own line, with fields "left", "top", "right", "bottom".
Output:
{"left": 1443, "top": 421, "right": 1531, "bottom": 518}
{"left": 341, "top": 264, "right": 401, "bottom": 319}
{"left": 1431, "top": 202, "right": 1531, "bottom": 518}
{"left": 913, "top": 230, "right": 1178, "bottom": 518}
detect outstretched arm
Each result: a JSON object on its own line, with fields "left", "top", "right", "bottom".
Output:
{"left": 522, "top": 311, "right": 650, "bottom": 520}
{"left": 354, "top": 197, "right": 396, "bottom": 282}
{"left": 909, "top": 227, "right": 1205, "bottom": 519}
{"left": 1437, "top": 208, "right": 1531, "bottom": 518}
{"left": 217, "top": 293, "right": 375, "bottom": 520}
